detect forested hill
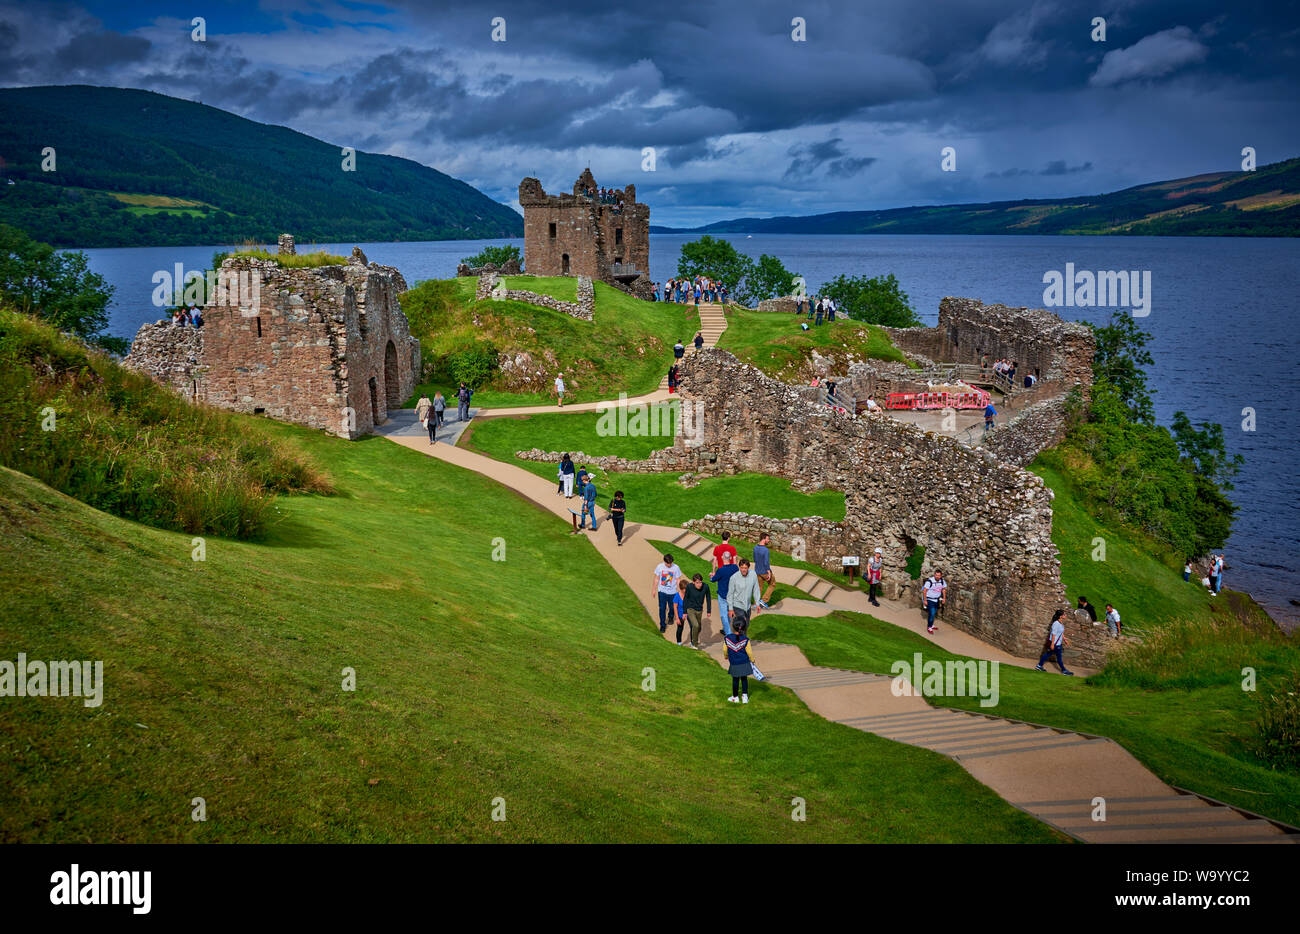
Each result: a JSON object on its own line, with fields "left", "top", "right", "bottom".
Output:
{"left": 654, "top": 158, "right": 1300, "bottom": 237}
{"left": 0, "top": 85, "right": 524, "bottom": 248}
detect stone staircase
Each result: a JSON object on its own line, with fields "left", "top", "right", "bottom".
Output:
{"left": 666, "top": 529, "right": 838, "bottom": 602}
{"left": 660, "top": 302, "right": 727, "bottom": 390}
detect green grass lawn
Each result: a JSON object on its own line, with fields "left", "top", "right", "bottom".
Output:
{"left": 403, "top": 278, "right": 700, "bottom": 409}
{"left": 1034, "top": 464, "right": 1272, "bottom": 634}
{"left": 463, "top": 411, "right": 847, "bottom": 527}
{"left": 717, "top": 306, "right": 914, "bottom": 381}
{"left": 0, "top": 425, "right": 1058, "bottom": 843}
{"left": 647, "top": 540, "right": 821, "bottom": 606}
{"left": 749, "top": 610, "right": 1300, "bottom": 828}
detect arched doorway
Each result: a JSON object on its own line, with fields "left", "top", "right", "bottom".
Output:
{"left": 561, "top": 253, "right": 570, "bottom": 275}
{"left": 368, "top": 376, "right": 379, "bottom": 427}
{"left": 384, "top": 340, "right": 400, "bottom": 410}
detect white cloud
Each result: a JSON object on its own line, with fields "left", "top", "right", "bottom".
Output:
{"left": 1089, "top": 25, "right": 1209, "bottom": 87}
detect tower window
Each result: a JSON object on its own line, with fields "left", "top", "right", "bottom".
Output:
{"left": 615, "top": 227, "right": 623, "bottom": 245}
{"left": 549, "top": 222, "right": 557, "bottom": 239}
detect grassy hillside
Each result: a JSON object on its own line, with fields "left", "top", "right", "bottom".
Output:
{"left": 0, "top": 308, "right": 328, "bottom": 538}
{"left": 0, "top": 426, "right": 1058, "bottom": 843}
{"left": 750, "top": 609, "right": 1300, "bottom": 827}
{"left": 717, "top": 306, "right": 913, "bottom": 381}
{"left": 402, "top": 278, "right": 701, "bottom": 408}
{"left": 0, "top": 85, "right": 522, "bottom": 248}
{"left": 658, "top": 157, "right": 1300, "bottom": 237}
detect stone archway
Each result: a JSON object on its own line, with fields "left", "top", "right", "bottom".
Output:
{"left": 561, "top": 253, "right": 570, "bottom": 275}
{"left": 384, "top": 340, "right": 400, "bottom": 411}
{"left": 368, "top": 376, "right": 380, "bottom": 427}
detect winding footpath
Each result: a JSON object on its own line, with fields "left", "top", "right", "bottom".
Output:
{"left": 382, "top": 302, "right": 1296, "bottom": 844}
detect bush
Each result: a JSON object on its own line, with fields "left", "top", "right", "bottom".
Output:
{"left": 1091, "top": 617, "right": 1295, "bottom": 691}
{"left": 461, "top": 244, "right": 521, "bottom": 268}
{"left": 0, "top": 308, "right": 331, "bottom": 539}
{"left": 1256, "top": 670, "right": 1300, "bottom": 772}
{"left": 821, "top": 273, "right": 920, "bottom": 327}
{"left": 447, "top": 343, "right": 498, "bottom": 389}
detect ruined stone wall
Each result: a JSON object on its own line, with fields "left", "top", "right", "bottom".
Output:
{"left": 125, "top": 247, "right": 420, "bottom": 439}
{"left": 982, "top": 396, "right": 1074, "bottom": 468}
{"left": 665, "top": 349, "right": 1110, "bottom": 666}
{"left": 475, "top": 273, "right": 595, "bottom": 320}
{"left": 123, "top": 323, "right": 204, "bottom": 398}
{"left": 457, "top": 257, "right": 522, "bottom": 277}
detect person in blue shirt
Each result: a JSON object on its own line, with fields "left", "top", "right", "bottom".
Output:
{"left": 579, "top": 476, "right": 598, "bottom": 531}
{"left": 753, "top": 532, "right": 776, "bottom": 608}
{"left": 710, "top": 555, "right": 740, "bottom": 636}
{"left": 984, "top": 403, "right": 997, "bottom": 432}
{"left": 725, "top": 619, "right": 756, "bottom": 704}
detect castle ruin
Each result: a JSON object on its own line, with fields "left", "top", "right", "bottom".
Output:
{"left": 518, "top": 169, "right": 653, "bottom": 299}
{"left": 125, "top": 239, "right": 420, "bottom": 439}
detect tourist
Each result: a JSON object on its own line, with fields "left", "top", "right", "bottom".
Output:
{"left": 984, "top": 402, "right": 997, "bottom": 432}
{"left": 667, "top": 363, "right": 678, "bottom": 395}
{"left": 1105, "top": 603, "right": 1122, "bottom": 637}
{"left": 579, "top": 473, "right": 599, "bottom": 532}
{"left": 172, "top": 309, "right": 185, "bottom": 327}
{"left": 415, "top": 393, "right": 433, "bottom": 444}
{"left": 728, "top": 558, "right": 762, "bottom": 631}
{"left": 555, "top": 372, "right": 566, "bottom": 408}
{"left": 867, "top": 547, "right": 884, "bottom": 607}
{"left": 609, "top": 489, "right": 627, "bottom": 545}
{"left": 189, "top": 304, "right": 203, "bottom": 327}
{"left": 559, "top": 453, "right": 576, "bottom": 498}
{"left": 814, "top": 303, "right": 824, "bottom": 326}
{"left": 456, "top": 382, "right": 470, "bottom": 422}
{"left": 672, "top": 579, "right": 689, "bottom": 645}
{"left": 432, "top": 390, "right": 446, "bottom": 429}
{"left": 712, "top": 531, "right": 738, "bottom": 571}
{"left": 683, "top": 573, "right": 712, "bottom": 648}
{"left": 674, "top": 339, "right": 685, "bottom": 361}
{"left": 1183, "top": 561, "right": 1192, "bottom": 582}
{"left": 1035, "top": 609, "right": 1074, "bottom": 675}
{"left": 826, "top": 298, "right": 836, "bottom": 322}
{"left": 796, "top": 297, "right": 804, "bottom": 315}
{"left": 652, "top": 554, "right": 684, "bottom": 634}
{"left": 753, "top": 532, "right": 777, "bottom": 608}
{"left": 1210, "top": 554, "right": 1225, "bottom": 596}
{"left": 694, "top": 331, "right": 704, "bottom": 351}
{"left": 826, "top": 379, "right": 837, "bottom": 404}
{"left": 725, "top": 618, "right": 755, "bottom": 704}
{"left": 920, "top": 569, "right": 946, "bottom": 634}
{"left": 693, "top": 283, "right": 701, "bottom": 308}
{"left": 865, "top": 396, "right": 881, "bottom": 413}
{"left": 1077, "top": 596, "right": 1098, "bottom": 623}
{"left": 711, "top": 553, "right": 740, "bottom": 636}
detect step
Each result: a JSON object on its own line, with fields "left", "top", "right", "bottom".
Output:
{"left": 808, "top": 579, "right": 835, "bottom": 600}
{"left": 689, "top": 538, "right": 714, "bottom": 558}
{"left": 669, "top": 529, "right": 695, "bottom": 547}
{"left": 791, "top": 571, "right": 815, "bottom": 592}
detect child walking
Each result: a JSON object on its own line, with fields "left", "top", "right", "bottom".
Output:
{"left": 725, "top": 619, "right": 755, "bottom": 704}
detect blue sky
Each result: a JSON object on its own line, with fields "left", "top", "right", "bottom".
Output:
{"left": 2, "top": 0, "right": 1298, "bottom": 226}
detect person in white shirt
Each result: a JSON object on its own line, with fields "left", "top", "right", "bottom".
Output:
{"left": 651, "top": 554, "right": 683, "bottom": 635}
{"left": 1104, "top": 604, "right": 1121, "bottom": 637}
{"left": 555, "top": 373, "right": 565, "bottom": 407}
{"left": 920, "top": 570, "right": 946, "bottom": 634}
{"left": 1035, "top": 609, "right": 1074, "bottom": 675}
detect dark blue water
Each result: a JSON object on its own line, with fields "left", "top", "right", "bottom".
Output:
{"left": 85, "top": 234, "right": 1300, "bottom": 626}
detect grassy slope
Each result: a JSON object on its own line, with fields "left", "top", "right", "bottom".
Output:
{"left": 749, "top": 610, "right": 1300, "bottom": 827}
{"left": 0, "top": 426, "right": 1056, "bottom": 843}
{"left": 716, "top": 307, "right": 913, "bottom": 381}
{"left": 405, "top": 279, "right": 700, "bottom": 408}
{"left": 462, "top": 410, "right": 847, "bottom": 526}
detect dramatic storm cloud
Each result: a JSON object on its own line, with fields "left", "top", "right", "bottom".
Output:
{"left": 0, "top": 0, "right": 1297, "bottom": 225}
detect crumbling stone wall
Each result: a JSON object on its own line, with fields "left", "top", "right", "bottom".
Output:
{"left": 518, "top": 169, "right": 649, "bottom": 290}
{"left": 475, "top": 273, "right": 595, "bottom": 320}
{"left": 457, "top": 257, "right": 522, "bottom": 277}
{"left": 983, "top": 396, "right": 1075, "bottom": 467}
{"left": 126, "top": 242, "right": 420, "bottom": 440}
{"left": 124, "top": 323, "right": 203, "bottom": 398}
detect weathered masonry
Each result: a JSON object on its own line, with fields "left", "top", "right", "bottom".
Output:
{"left": 125, "top": 240, "right": 420, "bottom": 439}
{"left": 518, "top": 168, "right": 653, "bottom": 298}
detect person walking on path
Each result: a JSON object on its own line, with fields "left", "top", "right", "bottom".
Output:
{"left": 727, "top": 558, "right": 762, "bottom": 631}
{"left": 671, "top": 579, "right": 690, "bottom": 645}
{"left": 432, "top": 391, "right": 446, "bottom": 430}
{"left": 1077, "top": 596, "right": 1098, "bottom": 623}
{"left": 559, "top": 453, "right": 576, "bottom": 498}
{"left": 694, "top": 332, "right": 704, "bottom": 351}
{"left": 609, "top": 489, "right": 627, "bottom": 545}
{"left": 674, "top": 339, "right": 685, "bottom": 361}
{"left": 984, "top": 402, "right": 997, "bottom": 432}
{"left": 652, "top": 554, "right": 684, "bottom": 634}
{"left": 555, "top": 372, "right": 566, "bottom": 407}
{"left": 456, "top": 382, "right": 471, "bottom": 422}
{"left": 1035, "top": 609, "right": 1074, "bottom": 675}
{"left": 725, "top": 619, "right": 756, "bottom": 704}
{"left": 1105, "top": 603, "right": 1122, "bottom": 638}
{"left": 667, "top": 363, "right": 679, "bottom": 395}
{"left": 710, "top": 554, "right": 740, "bottom": 636}
{"left": 712, "top": 531, "right": 738, "bottom": 571}
{"left": 683, "top": 573, "right": 712, "bottom": 647}
{"left": 579, "top": 475, "right": 599, "bottom": 531}
{"left": 920, "top": 570, "right": 946, "bottom": 634}
{"left": 866, "top": 547, "right": 884, "bottom": 607}
{"left": 753, "top": 532, "right": 776, "bottom": 608}
{"left": 415, "top": 394, "right": 433, "bottom": 444}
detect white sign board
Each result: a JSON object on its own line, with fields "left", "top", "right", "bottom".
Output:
{"left": 841, "top": 556, "right": 859, "bottom": 566}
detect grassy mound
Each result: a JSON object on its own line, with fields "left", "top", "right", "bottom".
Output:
{"left": 716, "top": 306, "right": 914, "bottom": 381}
{"left": 400, "top": 278, "right": 700, "bottom": 408}
{"left": 214, "top": 247, "right": 347, "bottom": 268}
{"left": 463, "top": 410, "right": 847, "bottom": 526}
{"left": 0, "top": 426, "right": 1058, "bottom": 843}
{"left": 0, "top": 308, "right": 329, "bottom": 539}
{"left": 749, "top": 609, "right": 1300, "bottom": 827}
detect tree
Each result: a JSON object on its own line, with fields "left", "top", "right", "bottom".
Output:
{"left": 744, "top": 254, "right": 799, "bottom": 304}
{"left": 821, "top": 273, "right": 920, "bottom": 327}
{"left": 1171, "top": 412, "right": 1243, "bottom": 490}
{"left": 676, "top": 235, "right": 754, "bottom": 295}
{"left": 1089, "top": 310, "right": 1155, "bottom": 425}
{"left": 461, "top": 244, "right": 521, "bottom": 268}
{"left": 0, "top": 223, "right": 124, "bottom": 353}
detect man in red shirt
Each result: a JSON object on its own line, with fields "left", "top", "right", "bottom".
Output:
{"left": 712, "top": 531, "right": 738, "bottom": 571}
